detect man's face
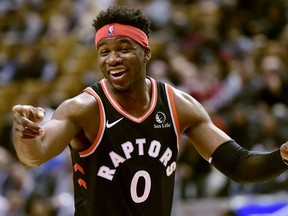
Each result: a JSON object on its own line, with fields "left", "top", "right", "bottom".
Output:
{"left": 97, "top": 37, "right": 150, "bottom": 92}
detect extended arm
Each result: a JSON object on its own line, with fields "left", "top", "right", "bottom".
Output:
{"left": 12, "top": 92, "right": 98, "bottom": 167}
{"left": 173, "top": 87, "right": 288, "bottom": 183}
{"left": 13, "top": 101, "right": 80, "bottom": 166}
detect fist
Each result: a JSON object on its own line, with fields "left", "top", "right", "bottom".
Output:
{"left": 12, "top": 105, "right": 45, "bottom": 139}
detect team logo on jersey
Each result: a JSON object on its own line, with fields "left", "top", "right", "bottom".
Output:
{"left": 154, "top": 111, "right": 171, "bottom": 128}
{"left": 97, "top": 138, "right": 177, "bottom": 182}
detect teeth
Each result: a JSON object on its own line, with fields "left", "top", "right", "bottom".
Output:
{"left": 110, "top": 69, "right": 125, "bottom": 75}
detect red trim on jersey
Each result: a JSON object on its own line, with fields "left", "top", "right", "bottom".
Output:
{"left": 74, "top": 163, "right": 85, "bottom": 175}
{"left": 100, "top": 78, "right": 158, "bottom": 123}
{"left": 78, "top": 178, "right": 87, "bottom": 189}
{"left": 166, "top": 84, "right": 181, "bottom": 147}
{"left": 79, "top": 87, "right": 106, "bottom": 157}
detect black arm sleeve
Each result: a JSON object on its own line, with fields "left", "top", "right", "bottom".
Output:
{"left": 211, "top": 140, "right": 288, "bottom": 183}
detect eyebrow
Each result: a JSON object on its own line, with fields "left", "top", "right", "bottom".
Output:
{"left": 97, "top": 37, "right": 136, "bottom": 49}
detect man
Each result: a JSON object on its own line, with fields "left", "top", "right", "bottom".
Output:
{"left": 12, "top": 6, "right": 288, "bottom": 216}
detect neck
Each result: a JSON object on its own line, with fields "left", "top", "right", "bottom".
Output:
{"left": 109, "top": 78, "right": 152, "bottom": 117}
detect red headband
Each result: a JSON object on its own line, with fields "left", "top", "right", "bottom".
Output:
{"left": 95, "top": 23, "right": 149, "bottom": 48}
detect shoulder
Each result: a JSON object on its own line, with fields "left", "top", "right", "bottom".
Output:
{"left": 169, "top": 85, "right": 205, "bottom": 113}
{"left": 53, "top": 91, "right": 101, "bottom": 141}
{"left": 168, "top": 86, "right": 211, "bottom": 133}
{"left": 53, "top": 91, "right": 99, "bottom": 122}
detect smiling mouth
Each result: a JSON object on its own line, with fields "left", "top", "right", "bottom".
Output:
{"left": 110, "top": 69, "right": 126, "bottom": 77}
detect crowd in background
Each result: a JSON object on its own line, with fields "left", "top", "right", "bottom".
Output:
{"left": 1, "top": 0, "right": 288, "bottom": 215}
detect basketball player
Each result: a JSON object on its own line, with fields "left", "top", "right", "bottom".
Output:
{"left": 12, "top": 6, "right": 288, "bottom": 216}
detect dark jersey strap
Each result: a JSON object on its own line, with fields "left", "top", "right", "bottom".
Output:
{"left": 211, "top": 140, "right": 288, "bottom": 183}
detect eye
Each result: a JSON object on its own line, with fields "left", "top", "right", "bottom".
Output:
{"left": 120, "top": 47, "right": 130, "bottom": 53}
{"left": 99, "top": 49, "right": 109, "bottom": 56}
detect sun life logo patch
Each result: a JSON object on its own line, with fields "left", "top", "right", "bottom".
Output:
{"left": 155, "top": 111, "right": 166, "bottom": 124}
{"left": 154, "top": 111, "right": 171, "bottom": 129}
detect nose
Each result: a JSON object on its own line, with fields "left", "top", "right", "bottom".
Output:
{"left": 107, "top": 51, "right": 122, "bottom": 65}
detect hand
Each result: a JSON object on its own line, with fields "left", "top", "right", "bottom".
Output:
{"left": 280, "top": 141, "right": 288, "bottom": 163}
{"left": 12, "top": 105, "right": 45, "bottom": 139}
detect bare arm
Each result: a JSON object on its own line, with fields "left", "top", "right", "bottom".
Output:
{"left": 172, "top": 87, "right": 288, "bottom": 182}
{"left": 12, "top": 92, "right": 98, "bottom": 167}
{"left": 173, "top": 87, "right": 231, "bottom": 160}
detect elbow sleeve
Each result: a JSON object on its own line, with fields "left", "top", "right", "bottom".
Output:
{"left": 211, "top": 140, "right": 288, "bottom": 183}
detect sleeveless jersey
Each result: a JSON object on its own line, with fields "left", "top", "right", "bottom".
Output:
{"left": 70, "top": 77, "right": 180, "bottom": 216}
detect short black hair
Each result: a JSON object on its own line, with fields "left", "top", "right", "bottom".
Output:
{"left": 92, "top": 6, "right": 152, "bottom": 37}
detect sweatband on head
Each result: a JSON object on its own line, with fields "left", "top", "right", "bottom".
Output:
{"left": 95, "top": 23, "right": 149, "bottom": 48}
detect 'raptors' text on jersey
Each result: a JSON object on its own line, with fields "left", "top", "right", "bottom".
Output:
{"left": 70, "top": 77, "right": 180, "bottom": 216}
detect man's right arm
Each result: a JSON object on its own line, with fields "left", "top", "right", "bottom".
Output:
{"left": 12, "top": 98, "right": 82, "bottom": 167}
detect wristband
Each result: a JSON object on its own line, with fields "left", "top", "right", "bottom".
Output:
{"left": 211, "top": 140, "right": 288, "bottom": 183}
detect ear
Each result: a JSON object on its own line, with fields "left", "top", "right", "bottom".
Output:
{"left": 143, "top": 46, "right": 151, "bottom": 63}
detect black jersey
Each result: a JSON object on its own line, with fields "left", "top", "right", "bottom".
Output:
{"left": 70, "top": 77, "right": 180, "bottom": 216}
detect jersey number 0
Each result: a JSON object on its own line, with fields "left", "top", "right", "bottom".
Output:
{"left": 130, "top": 170, "right": 151, "bottom": 203}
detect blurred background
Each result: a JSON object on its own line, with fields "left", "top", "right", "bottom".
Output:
{"left": 1, "top": 0, "right": 288, "bottom": 215}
